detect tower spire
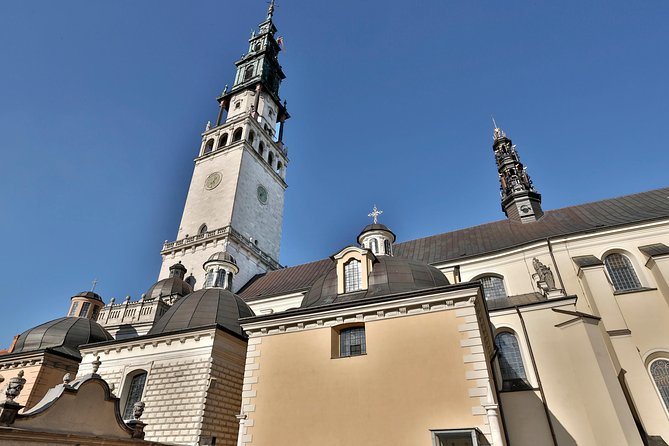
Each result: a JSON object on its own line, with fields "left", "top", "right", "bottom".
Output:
{"left": 492, "top": 125, "right": 543, "bottom": 223}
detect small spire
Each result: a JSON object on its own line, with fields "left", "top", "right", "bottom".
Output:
{"left": 91, "top": 278, "right": 98, "bottom": 292}
{"left": 492, "top": 117, "right": 505, "bottom": 141}
{"left": 267, "top": 0, "right": 276, "bottom": 19}
{"left": 368, "top": 205, "right": 383, "bottom": 224}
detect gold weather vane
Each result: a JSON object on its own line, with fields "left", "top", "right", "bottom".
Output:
{"left": 368, "top": 205, "right": 383, "bottom": 224}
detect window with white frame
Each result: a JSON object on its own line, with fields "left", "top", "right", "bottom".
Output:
{"left": 480, "top": 276, "right": 507, "bottom": 301}
{"left": 68, "top": 302, "right": 79, "bottom": 317}
{"left": 604, "top": 253, "right": 642, "bottom": 291}
{"left": 344, "top": 259, "right": 362, "bottom": 293}
{"left": 650, "top": 359, "right": 669, "bottom": 412}
{"left": 340, "top": 326, "right": 366, "bottom": 357}
{"left": 122, "top": 371, "right": 147, "bottom": 420}
{"left": 495, "top": 332, "right": 531, "bottom": 391}
{"left": 369, "top": 238, "right": 379, "bottom": 254}
{"left": 79, "top": 302, "right": 91, "bottom": 318}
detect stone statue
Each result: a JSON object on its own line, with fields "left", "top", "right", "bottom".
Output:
{"left": 4, "top": 371, "right": 26, "bottom": 402}
{"left": 205, "top": 121, "right": 211, "bottom": 131}
{"left": 133, "top": 401, "right": 145, "bottom": 420}
{"left": 533, "top": 258, "right": 556, "bottom": 290}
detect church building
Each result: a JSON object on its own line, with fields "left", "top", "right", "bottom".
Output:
{"left": 1, "top": 3, "right": 668, "bottom": 446}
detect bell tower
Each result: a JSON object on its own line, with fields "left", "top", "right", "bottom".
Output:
{"left": 492, "top": 126, "right": 543, "bottom": 223}
{"left": 158, "top": 2, "right": 290, "bottom": 291}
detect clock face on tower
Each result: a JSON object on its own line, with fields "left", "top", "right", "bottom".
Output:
{"left": 205, "top": 172, "right": 222, "bottom": 190}
{"left": 257, "top": 185, "right": 268, "bottom": 204}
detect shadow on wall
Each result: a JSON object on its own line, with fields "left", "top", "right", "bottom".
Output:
{"left": 500, "top": 390, "right": 577, "bottom": 446}
{"left": 115, "top": 325, "right": 139, "bottom": 340}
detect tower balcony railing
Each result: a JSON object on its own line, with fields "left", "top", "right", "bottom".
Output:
{"left": 161, "top": 225, "right": 282, "bottom": 270}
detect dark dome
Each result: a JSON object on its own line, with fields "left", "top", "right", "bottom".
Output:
{"left": 71, "top": 291, "right": 103, "bottom": 302}
{"left": 12, "top": 317, "right": 113, "bottom": 359}
{"left": 145, "top": 276, "right": 193, "bottom": 301}
{"left": 358, "top": 224, "right": 396, "bottom": 242}
{"left": 206, "top": 252, "right": 236, "bottom": 265}
{"left": 148, "top": 288, "right": 254, "bottom": 337}
{"left": 302, "top": 256, "right": 449, "bottom": 308}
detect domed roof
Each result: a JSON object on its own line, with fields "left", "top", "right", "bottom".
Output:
{"left": 301, "top": 256, "right": 449, "bottom": 308}
{"left": 71, "top": 291, "right": 103, "bottom": 302}
{"left": 12, "top": 317, "right": 113, "bottom": 359}
{"left": 148, "top": 288, "right": 254, "bottom": 337}
{"left": 358, "top": 224, "right": 396, "bottom": 242}
{"left": 145, "top": 276, "right": 193, "bottom": 301}
{"left": 206, "top": 252, "right": 236, "bottom": 265}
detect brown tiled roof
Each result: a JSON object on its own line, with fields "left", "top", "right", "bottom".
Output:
{"left": 237, "top": 187, "right": 669, "bottom": 301}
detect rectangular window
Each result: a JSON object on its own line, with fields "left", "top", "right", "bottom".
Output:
{"left": 79, "top": 302, "right": 91, "bottom": 318}
{"left": 431, "top": 429, "right": 488, "bottom": 446}
{"left": 340, "top": 326, "right": 366, "bottom": 357}
{"left": 68, "top": 302, "right": 79, "bottom": 317}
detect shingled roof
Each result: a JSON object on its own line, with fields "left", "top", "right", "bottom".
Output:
{"left": 238, "top": 187, "right": 669, "bottom": 301}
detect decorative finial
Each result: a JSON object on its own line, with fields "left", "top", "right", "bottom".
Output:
{"left": 205, "top": 120, "right": 211, "bottom": 131}
{"left": 368, "top": 205, "right": 383, "bottom": 224}
{"left": 133, "top": 401, "right": 146, "bottom": 420}
{"left": 5, "top": 371, "right": 26, "bottom": 402}
{"left": 267, "top": 0, "right": 276, "bottom": 19}
{"left": 92, "top": 356, "right": 101, "bottom": 374}
{"left": 109, "top": 297, "right": 115, "bottom": 305}
{"left": 62, "top": 373, "right": 72, "bottom": 385}
{"left": 91, "top": 278, "right": 98, "bottom": 292}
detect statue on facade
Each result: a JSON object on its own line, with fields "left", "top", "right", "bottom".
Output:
{"left": 533, "top": 258, "right": 556, "bottom": 290}
{"left": 4, "top": 371, "right": 25, "bottom": 403}
{"left": 133, "top": 401, "right": 145, "bottom": 420}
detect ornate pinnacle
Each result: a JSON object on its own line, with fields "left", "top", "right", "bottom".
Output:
{"left": 92, "top": 356, "right": 101, "bottom": 374}
{"left": 4, "top": 371, "right": 26, "bottom": 402}
{"left": 267, "top": 0, "right": 276, "bottom": 19}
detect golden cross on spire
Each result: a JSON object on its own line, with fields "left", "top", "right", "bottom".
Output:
{"left": 368, "top": 205, "right": 383, "bottom": 224}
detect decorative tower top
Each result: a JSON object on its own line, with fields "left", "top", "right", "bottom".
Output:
{"left": 358, "top": 206, "right": 396, "bottom": 256}
{"left": 492, "top": 125, "right": 543, "bottom": 223}
{"left": 203, "top": 252, "right": 239, "bottom": 291}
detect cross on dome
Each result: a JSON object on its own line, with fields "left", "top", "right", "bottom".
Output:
{"left": 91, "top": 278, "right": 98, "bottom": 292}
{"left": 368, "top": 205, "right": 383, "bottom": 224}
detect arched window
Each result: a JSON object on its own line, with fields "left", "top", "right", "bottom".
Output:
{"left": 276, "top": 161, "right": 283, "bottom": 173}
{"left": 198, "top": 224, "right": 208, "bottom": 235}
{"left": 384, "top": 239, "right": 391, "bottom": 255}
{"left": 249, "top": 130, "right": 255, "bottom": 143}
{"left": 480, "top": 276, "right": 507, "bottom": 301}
{"left": 227, "top": 272, "right": 234, "bottom": 291}
{"left": 495, "top": 332, "right": 531, "bottom": 391}
{"left": 258, "top": 141, "right": 265, "bottom": 157}
{"left": 244, "top": 65, "right": 254, "bottom": 81}
{"left": 650, "top": 359, "right": 669, "bottom": 411}
{"left": 218, "top": 133, "right": 228, "bottom": 148}
{"left": 122, "top": 371, "right": 147, "bottom": 420}
{"left": 268, "top": 152, "right": 274, "bottom": 167}
{"left": 233, "top": 128, "right": 243, "bottom": 142}
{"left": 344, "top": 259, "right": 362, "bottom": 293}
{"left": 204, "top": 139, "right": 214, "bottom": 154}
{"left": 604, "top": 253, "right": 641, "bottom": 291}
{"left": 369, "top": 238, "right": 379, "bottom": 254}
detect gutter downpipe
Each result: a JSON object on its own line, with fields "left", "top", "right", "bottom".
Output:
{"left": 515, "top": 306, "right": 559, "bottom": 446}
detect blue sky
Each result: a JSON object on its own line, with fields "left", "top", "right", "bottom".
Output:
{"left": 0, "top": 0, "right": 667, "bottom": 342}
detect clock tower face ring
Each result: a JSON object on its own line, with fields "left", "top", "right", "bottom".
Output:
{"left": 257, "top": 185, "right": 268, "bottom": 204}
{"left": 205, "top": 172, "right": 223, "bottom": 190}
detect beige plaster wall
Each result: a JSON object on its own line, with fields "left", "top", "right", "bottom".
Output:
{"left": 244, "top": 310, "right": 490, "bottom": 446}
{"left": 0, "top": 353, "right": 79, "bottom": 410}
